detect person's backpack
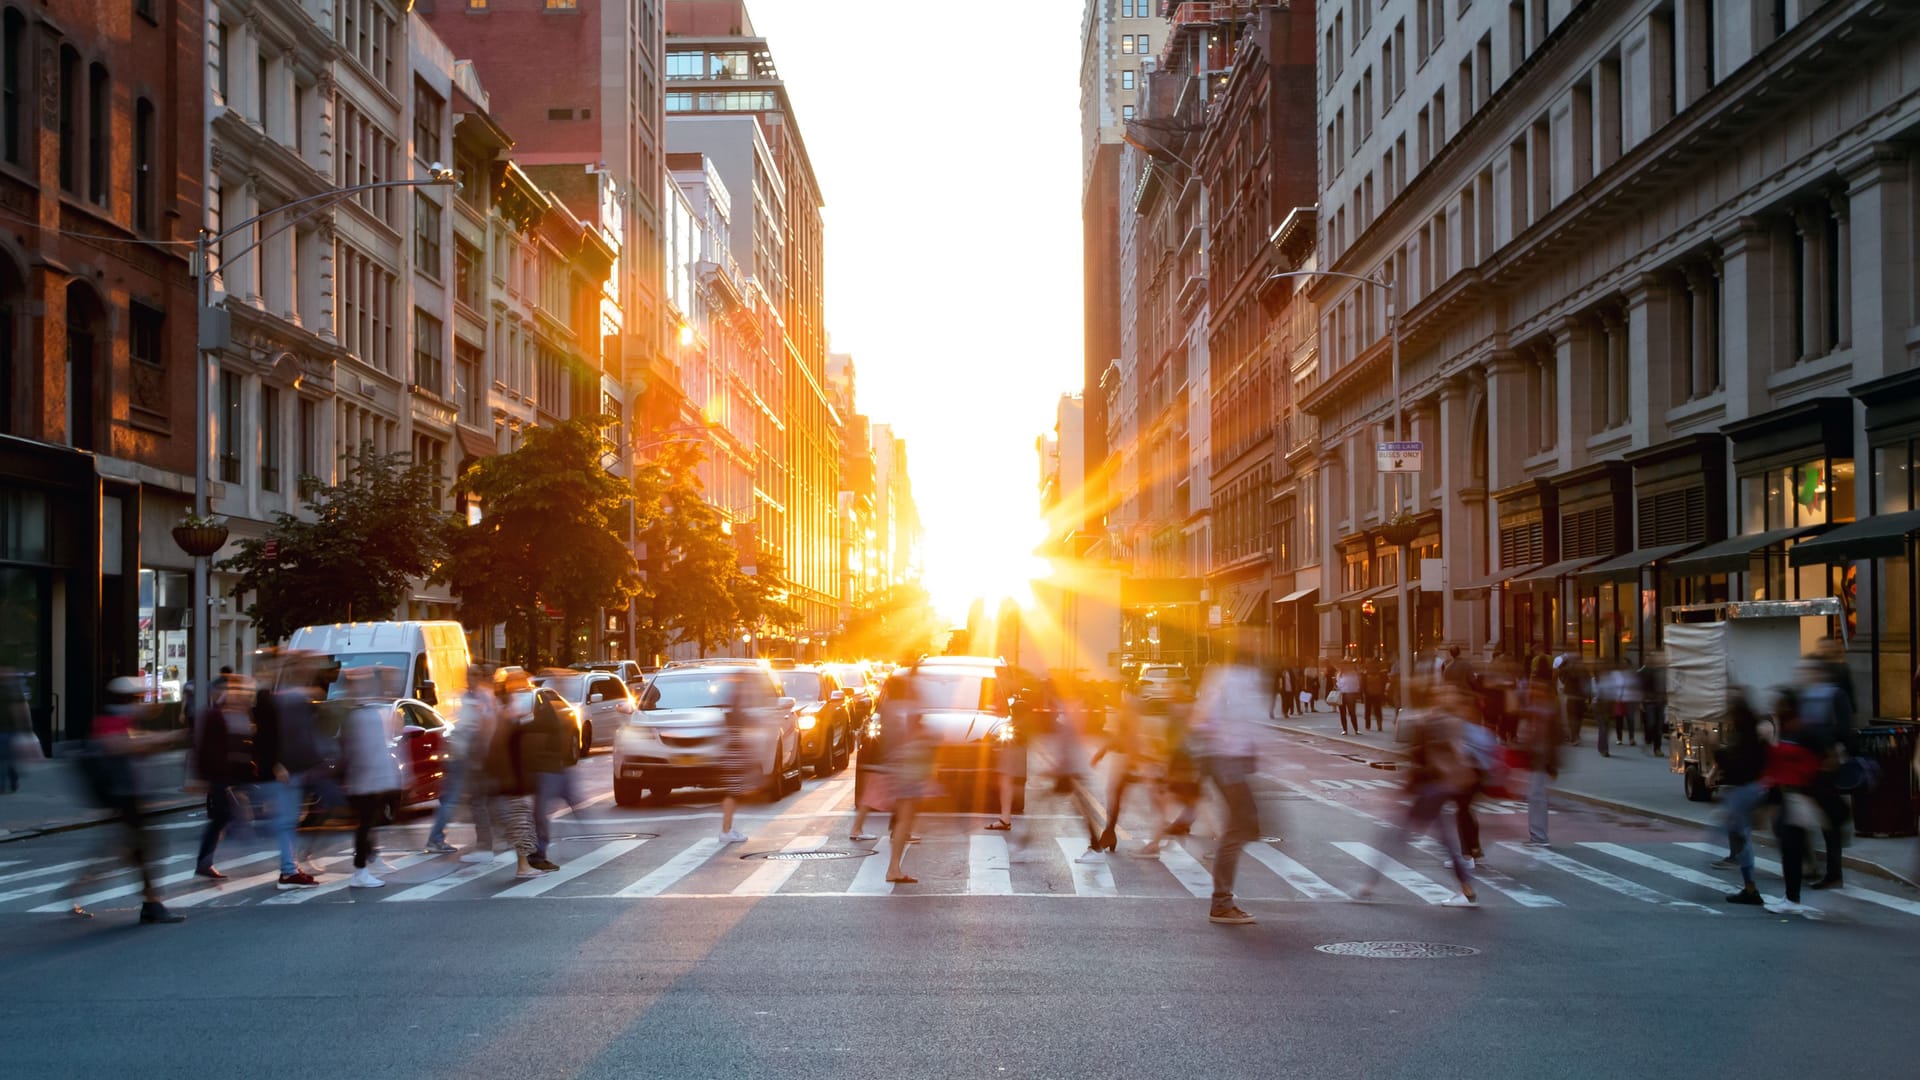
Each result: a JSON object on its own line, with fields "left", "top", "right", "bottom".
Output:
{"left": 277, "top": 694, "right": 324, "bottom": 773}
{"left": 1460, "top": 722, "right": 1501, "bottom": 777}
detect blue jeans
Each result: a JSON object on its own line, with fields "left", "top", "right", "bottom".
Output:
{"left": 1723, "top": 781, "right": 1767, "bottom": 881}
{"left": 1527, "top": 769, "right": 1551, "bottom": 843}
{"left": 1204, "top": 755, "right": 1260, "bottom": 906}
{"left": 532, "top": 770, "right": 582, "bottom": 858}
{"left": 274, "top": 776, "right": 306, "bottom": 874}
{"left": 427, "top": 763, "right": 466, "bottom": 847}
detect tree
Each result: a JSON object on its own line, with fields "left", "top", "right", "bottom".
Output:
{"left": 731, "top": 543, "right": 804, "bottom": 641}
{"left": 631, "top": 446, "right": 743, "bottom": 657}
{"left": 219, "top": 445, "right": 452, "bottom": 643}
{"left": 440, "top": 417, "right": 641, "bottom": 669}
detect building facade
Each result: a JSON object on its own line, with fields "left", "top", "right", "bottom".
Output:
{"left": 1308, "top": 0, "right": 1920, "bottom": 719}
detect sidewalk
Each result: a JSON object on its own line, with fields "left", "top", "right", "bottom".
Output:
{"left": 0, "top": 750, "right": 201, "bottom": 842}
{"left": 1265, "top": 703, "right": 1920, "bottom": 889}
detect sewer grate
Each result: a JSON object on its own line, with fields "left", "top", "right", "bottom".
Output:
{"left": 1315, "top": 941, "right": 1481, "bottom": 959}
{"left": 552, "top": 832, "right": 655, "bottom": 844}
{"left": 1368, "top": 761, "right": 1401, "bottom": 771}
{"left": 740, "top": 849, "right": 877, "bottom": 862}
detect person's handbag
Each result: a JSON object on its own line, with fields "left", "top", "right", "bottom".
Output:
{"left": 1326, "top": 689, "right": 1344, "bottom": 707}
{"left": 1298, "top": 690, "right": 1314, "bottom": 708}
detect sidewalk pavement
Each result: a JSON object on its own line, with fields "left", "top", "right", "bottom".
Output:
{"left": 1265, "top": 702, "right": 1920, "bottom": 889}
{"left": 0, "top": 750, "right": 201, "bottom": 842}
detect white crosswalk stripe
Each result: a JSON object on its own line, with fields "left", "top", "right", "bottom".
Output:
{"left": 0, "top": 854, "right": 193, "bottom": 906}
{"left": 1056, "top": 837, "right": 1116, "bottom": 897}
{"left": 260, "top": 851, "right": 442, "bottom": 905}
{"left": 1497, "top": 842, "right": 1720, "bottom": 915}
{"left": 1674, "top": 841, "right": 1920, "bottom": 918}
{"left": 1334, "top": 842, "right": 1457, "bottom": 903}
{"left": 611, "top": 837, "right": 725, "bottom": 898}
{"left": 1403, "top": 838, "right": 1560, "bottom": 908}
{"left": 843, "top": 839, "right": 895, "bottom": 896}
{"left": 35, "top": 850, "right": 278, "bottom": 913}
{"left": 968, "top": 834, "right": 1012, "bottom": 896}
{"left": 1242, "top": 843, "right": 1348, "bottom": 901}
{"left": 1153, "top": 842, "right": 1216, "bottom": 898}
{"left": 384, "top": 850, "right": 516, "bottom": 901}
{"left": 0, "top": 857, "right": 112, "bottom": 889}
{"left": 497, "top": 837, "right": 651, "bottom": 898}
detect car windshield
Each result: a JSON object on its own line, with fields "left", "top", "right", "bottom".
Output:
{"left": 321, "top": 652, "right": 410, "bottom": 699}
{"left": 644, "top": 674, "right": 733, "bottom": 710}
{"left": 780, "top": 672, "right": 824, "bottom": 702}
{"left": 538, "top": 674, "right": 589, "bottom": 701}
{"left": 826, "top": 665, "right": 867, "bottom": 688}
{"left": 912, "top": 671, "right": 996, "bottom": 712}
{"left": 1144, "top": 668, "right": 1181, "bottom": 679}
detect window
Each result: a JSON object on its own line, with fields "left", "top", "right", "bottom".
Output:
{"left": 1122, "top": 35, "right": 1134, "bottom": 55}
{"left": 1121, "top": 0, "right": 1135, "bottom": 16}
{"left": 1138, "top": 35, "right": 1149, "bottom": 54}
{"left": 454, "top": 238, "right": 482, "bottom": 310}
{"left": 213, "top": 21, "right": 227, "bottom": 103}
{"left": 1122, "top": 104, "right": 1135, "bottom": 121}
{"left": 134, "top": 98, "right": 155, "bottom": 232}
{"left": 256, "top": 52, "right": 271, "bottom": 129}
{"left": 413, "top": 309, "right": 445, "bottom": 396}
{"left": 414, "top": 194, "right": 442, "bottom": 280}
{"left": 468, "top": 0, "right": 488, "bottom": 8}
{"left": 413, "top": 80, "right": 443, "bottom": 165}
{"left": 544, "top": 0, "right": 577, "bottom": 8}
{"left": 339, "top": 0, "right": 396, "bottom": 89}
{"left": 1121, "top": 69, "right": 1135, "bottom": 91}
{"left": 130, "top": 301, "right": 163, "bottom": 369}
{"left": 455, "top": 340, "right": 483, "bottom": 421}
{"left": 338, "top": 241, "right": 397, "bottom": 374}
{"left": 220, "top": 370, "right": 243, "bottom": 484}
{"left": 260, "top": 385, "right": 281, "bottom": 492}
{"left": 2, "top": 9, "right": 24, "bottom": 165}
{"left": 298, "top": 397, "right": 319, "bottom": 496}
{"left": 57, "top": 47, "right": 78, "bottom": 191}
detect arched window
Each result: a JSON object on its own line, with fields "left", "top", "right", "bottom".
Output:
{"left": 65, "top": 281, "right": 106, "bottom": 451}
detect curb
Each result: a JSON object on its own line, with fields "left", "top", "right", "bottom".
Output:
{"left": 0, "top": 797, "right": 202, "bottom": 845}
{"left": 1264, "top": 719, "right": 1920, "bottom": 890}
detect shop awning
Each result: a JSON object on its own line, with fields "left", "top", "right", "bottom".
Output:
{"left": 1276, "top": 585, "right": 1318, "bottom": 606}
{"left": 1230, "top": 588, "right": 1270, "bottom": 625}
{"left": 1668, "top": 525, "right": 1831, "bottom": 577}
{"left": 1788, "top": 509, "right": 1920, "bottom": 566}
{"left": 1575, "top": 542, "right": 1703, "bottom": 586}
{"left": 1510, "top": 556, "right": 1605, "bottom": 590}
{"left": 456, "top": 425, "right": 497, "bottom": 461}
{"left": 1341, "top": 584, "right": 1397, "bottom": 605}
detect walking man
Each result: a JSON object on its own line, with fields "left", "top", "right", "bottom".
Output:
{"left": 1191, "top": 647, "right": 1267, "bottom": 925}
{"left": 194, "top": 672, "right": 259, "bottom": 880}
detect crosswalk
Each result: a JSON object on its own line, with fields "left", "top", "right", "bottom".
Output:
{"left": 5, "top": 823, "right": 1917, "bottom": 921}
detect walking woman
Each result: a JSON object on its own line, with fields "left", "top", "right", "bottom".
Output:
{"left": 1719, "top": 687, "right": 1772, "bottom": 905}
{"left": 340, "top": 668, "right": 406, "bottom": 889}
{"left": 879, "top": 667, "right": 938, "bottom": 885}
{"left": 1336, "top": 663, "right": 1364, "bottom": 735}
{"left": 1357, "top": 683, "right": 1478, "bottom": 906}
{"left": 486, "top": 669, "right": 545, "bottom": 879}
{"left": 718, "top": 670, "right": 771, "bottom": 845}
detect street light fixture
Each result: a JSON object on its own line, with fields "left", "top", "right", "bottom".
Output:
{"left": 1262, "top": 267, "right": 1413, "bottom": 733}
{"left": 189, "top": 169, "right": 460, "bottom": 719}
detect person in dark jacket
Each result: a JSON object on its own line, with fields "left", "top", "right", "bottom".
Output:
{"left": 527, "top": 684, "right": 582, "bottom": 872}
{"left": 1718, "top": 688, "right": 1772, "bottom": 905}
{"left": 255, "top": 656, "right": 323, "bottom": 890}
{"left": 1638, "top": 655, "right": 1669, "bottom": 755}
{"left": 486, "top": 672, "right": 544, "bottom": 879}
{"left": 194, "top": 673, "right": 259, "bottom": 879}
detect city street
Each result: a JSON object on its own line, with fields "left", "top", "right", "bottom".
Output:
{"left": 3, "top": 726, "right": 1917, "bottom": 1080}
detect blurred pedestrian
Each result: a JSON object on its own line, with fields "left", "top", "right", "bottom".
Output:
{"left": 718, "top": 669, "right": 772, "bottom": 845}
{"left": 64, "top": 676, "right": 185, "bottom": 923}
{"left": 194, "top": 671, "right": 260, "bottom": 880}
{"left": 1190, "top": 649, "right": 1268, "bottom": 925}
{"left": 1362, "top": 657, "right": 1387, "bottom": 733}
{"left": 1335, "top": 662, "right": 1363, "bottom": 735}
{"left": 1639, "top": 653, "right": 1668, "bottom": 755}
{"left": 881, "top": 667, "right": 940, "bottom": 885}
{"left": 258, "top": 654, "right": 322, "bottom": 890}
{"left": 1556, "top": 653, "right": 1590, "bottom": 745}
{"left": 1441, "top": 645, "right": 1473, "bottom": 689}
{"left": 1085, "top": 677, "right": 1149, "bottom": 857}
{"left": 1454, "top": 706, "right": 1500, "bottom": 866}
{"left": 1516, "top": 678, "right": 1560, "bottom": 846}
{"left": 1140, "top": 682, "right": 1202, "bottom": 856}
{"left": 339, "top": 668, "right": 405, "bottom": 888}
{"left": 0, "top": 666, "right": 31, "bottom": 793}
{"left": 1762, "top": 689, "right": 1828, "bottom": 917}
{"left": 431, "top": 663, "right": 501, "bottom": 861}
{"left": 1718, "top": 688, "right": 1771, "bottom": 905}
{"left": 1358, "top": 684, "right": 1478, "bottom": 906}
{"left": 989, "top": 677, "right": 1041, "bottom": 832}
{"left": 528, "top": 679, "right": 583, "bottom": 871}
{"left": 1793, "top": 659, "right": 1852, "bottom": 890}
{"left": 486, "top": 669, "right": 544, "bottom": 879}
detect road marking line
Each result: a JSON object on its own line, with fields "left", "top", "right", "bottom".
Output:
{"left": 1242, "top": 843, "right": 1349, "bottom": 901}
{"left": 732, "top": 834, "right": 828, "bottom": 896}
{"left": 844, "top": 839, "right": 894, "bottom": 895}
{"left": 35, "top": 851, "right": 275, "bottom": 913}
{"left": 1156, "top": 842, "right": 1215, "bottom": 898}
{"left": 0, "top": 854, "right": 192, "bottom": 906}
{"left": 259, "top": 851, "right": 442, "bottom": 905}
{"left": 1055, "top": 837, "right": 1116, "bottom": 897}
{"left": 0, "top": 859, "right": 23, "bottom": 868}
{"left": 1277, "top": 777, "right": 1380, "bottom": 820}
{"left": 1497, "top": 842, "right": 1718, "bottom": 914}
{"left": 1334, "top": 842, "right": 1456, "bottom": 903}
{"left": 495, "top": 837, "right": 650, "bottom": 898}
{"left": 167, "top": 855, "right": 355, "bottom": 908}
{"left": 0, "top": 857, "right": 112, "bottom": 888}
{"left": 613, "top": 837, "right": 725, "bottom": 898}
{"left": 384, "top": 850, "right": 516, "bottom": 901}
{"left": 1403, "top": 837, "right": 1561, "bottom": 908}
{"left": 968, "top": 834, "right": 1012, "bottom": 896}
{"left": 1671, "top": 841, "right": 1920, "bottom": 918}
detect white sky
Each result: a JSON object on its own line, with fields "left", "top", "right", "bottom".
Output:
{"left": 744, "top": 1, "right": 1086, "bottom": 620}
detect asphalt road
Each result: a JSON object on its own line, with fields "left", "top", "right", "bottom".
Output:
{"left": 3, "top": 727, "right": 1917, "bottom": 1080}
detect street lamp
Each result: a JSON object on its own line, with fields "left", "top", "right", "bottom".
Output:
{"left": 1262, "top": 268, "right": 1412, "bottom": 730}
{"left": 189, "top": 167, "right": 459, "bottom": 719}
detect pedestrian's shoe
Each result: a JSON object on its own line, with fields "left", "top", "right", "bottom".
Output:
{"left": 848, "top": 832, "right": 878, "bottom": 842}
{"left": 276, "top": 871, "right": 319, "bottom": 890}
{"left": 1441, "top": 889, "right": 1478, "bottom": 907}
{"left": 1446, "top": 857, "right": 1476, "bottom": 871}
{"left": 424, "top": 840, "right": 458, "bottom": 855}
{"left": 1208, "top": 905, "right": 1256, "bottom": 925}
{"left": 348, "top": 868, "right": 385, "bottom": 889}
{"left": 718, "top": 830, "right": 748, "bottom": 844}
{"left": 1726, "top": 885, "right": 1765, "bottom": 906}
{"left": 139, "top": 901, "right": 185, "bottom": 924}
{"left": 1709, "top": 856, "right": 1737, "bottom": 870}
{"left": 369, "top": 856, "right": 399, "bottom": 874}
{"left": 1810, "top": 876, "right": 1844, "bottom": 891}
{"left": 513, "top": 867, "right": 547, "bottom": 879}
{"left": 1523, "top": 839, "right": 1551, "bottom": 848}
{"left": 1467, "top": 848, "right": 1485, "bottom": 860}
{"left": 528, "top": 856, "right": 560, "bottom": 872}
{"left": 1074, "top": 847, "right": 1107, "bottom": 865}
{"left": 69, "top": 903, "right": 93, "bottom": 919}
{"left": 459, "top": 851, "right": 495, "bottom": 864}
{"left": 194, "top": 865, "right": 226, "bottom": 880}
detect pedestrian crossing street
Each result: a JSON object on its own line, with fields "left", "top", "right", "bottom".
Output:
{"left": 6, "top": 811, "right": 1920, "bottom": 922}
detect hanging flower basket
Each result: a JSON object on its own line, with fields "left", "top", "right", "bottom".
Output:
{"left": 172, "top": 523, "right": 230, "bottom": 558}
{"left": 1375, "top": 518, "right": 1419, "bottom": 548}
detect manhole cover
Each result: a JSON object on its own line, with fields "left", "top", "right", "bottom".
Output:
{"left": 553, "top": 832, "right": 654, "bottom": 844}
{"left": 1315, "top": 941, "right": 1480, "bottom": 959}
{"left": 1368, "top": 761, "right": 1400, "bottom": 771}
{"left": 1259, "top": 836, "right": 1287, "bottom": 844}
{"left": 740, "top": 849, "right": 876, "bottom": 862}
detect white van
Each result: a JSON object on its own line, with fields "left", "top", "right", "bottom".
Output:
{"left": 285, "top": 621, "right": 472, "bottom": 719}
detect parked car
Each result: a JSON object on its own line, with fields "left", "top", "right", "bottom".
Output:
{"left": 580, "top": 660, "right": 648, "bottom": 691}
{"left": 822, "top": 662, "right": 879, "bottom": 724}
{"left": 313, "top": 697, "right": 452, "bottom": 810}
{"left": 871, "top": 657, "right": 1021, "bottom": 813}
{"left": 1137, "top": 664, "right": 1190, "bottom": 701}
{"left": 612, "top": 666, "right": 801, "bottom": 806}
{"left": 777, "top": 666, "right": 853, "bottom": 776}
{"left": 533, "top": 670, "right": 636, "bottom": 753}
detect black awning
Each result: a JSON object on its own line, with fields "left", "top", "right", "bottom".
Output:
{"left": 1510, "top": 556, "right": 1605, "bottom": 590}
{"left": 1276, "top": 585, "right": 1319, "bottom": 605}
{"left": 1788, "top": 510, "right": 1920, "bottom": 566}
{"left": 1575, "top": 542, "right": 1703, "bottom": 585}
{"left": 1232, "top": 589, "right": 1270, "bottom": 625}
{"left": 1668, "top": 525, "right": 1831, "bottom": 576}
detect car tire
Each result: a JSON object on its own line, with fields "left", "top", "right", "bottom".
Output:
{"left": 614, "top": 777, "right": 645, "bottom": 807}
{"left": 580, "top": 722, "right": 593, "bottom": 757}
{"left": 1683, "top": 764, "right": 1712, "bottom": 803}
{"left": 825, "top": 722, "right": 850, "bottom": 775}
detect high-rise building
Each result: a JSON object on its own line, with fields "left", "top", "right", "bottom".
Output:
{"left": 872, "top": 423, "right": 922, "bottom": 592}
{"left": 665, "top": 0, "right": 839, "bottom": 656}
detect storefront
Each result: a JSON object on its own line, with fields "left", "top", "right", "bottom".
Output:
{"left": 1491, "top": 479, "right": 1552, "bottom": 655}
{"left": 1526, "top": 462, "right": 1632, "bottom": 659}
{"left": 0, "top": 435, "right": 101, "bottom": 746}
{"left": 1723, "top": 398, "right": 1857, "bottom": 607}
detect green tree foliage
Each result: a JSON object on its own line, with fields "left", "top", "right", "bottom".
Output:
{"left": 632, "top": 446, "right": 743, "bottom": 657}
{"left": 833, "top": 582, "right": 946, "bottom": 663}
{"left": 219, "top": 445, "right": 453, "bottom": 643}
{"left": 441, "top": 417, "right": 641, "bottom": 669}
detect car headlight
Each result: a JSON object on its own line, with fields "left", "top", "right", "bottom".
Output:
{"left": 990, "top": 722, "right": 1015, "bottom": 743}
{"left": 625, "top": 724, "right": 658, "bottom": 740}
{"left": 864, "top": 719, "right": 882, "bottom": 740}
{"left": 797, "top": 713, "right": 817, "bottom": 731}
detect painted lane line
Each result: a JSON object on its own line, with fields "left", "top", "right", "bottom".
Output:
{"left": 843, "top": 838, "right": 895, "bottom": 896}
{"left": 1334, "top": 842, "right": 1457, "bottom": 904}
{"left": 1242, "top": 843, "right": 1349, "bottom": 901}
{"left": 968, "top": 834, "right": 1013, "bottom": 896}
{"left": 612, "top": 837, "right": 725, "bottom": 898}
{"left": 1496, "top": 842, "right": 1719, "bottom": 915}
{"left": 259, "top": 850, "right": 441, "bottom": 905}
{"left": 495, "top": 837, "right": 650, "bottom": 898}
{"left": 1404, "top": 837, "right": 1561, "bottom": 908}
{"left": 0, "top": 854, "right": 193, "bottom": 906}
{"left": 1055, "top": 836, "right": 1116, "bottom": 897}
{"left": 167, "top": 855, "right": 356, "bottom": 909}
{"left": 0, "top": 857, "right": 113, "bottom": 888}
{"left": 32, "top": 851, "right": 275, "bottom": 913}
{"left": 384, "top": 850, "right": 516, "bottom": 902}
{"left": 732, "top": 834, "right": 829, "bottom": 896}
{"left": 1276, "top": 777, "right": 1381, "bottom": 820}
{"left": 1674, "top": 841, "right": 1920, "bottom": 919}
{"left": 1155, "top": 842, "right": 1216, "bottom": 898}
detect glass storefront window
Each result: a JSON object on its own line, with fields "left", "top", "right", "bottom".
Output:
{"left": 138, "top": 568, "right": 188, "bottom": 702}
{"left": 1874, "top": 444, "right": 1911, "bottom": 514}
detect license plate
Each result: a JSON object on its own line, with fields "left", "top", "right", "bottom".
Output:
{"left": 620, "top": 764, "right": 647, "bottom": 778}
{"left": 672, "top": 754, "right": 704, "bottom": 767}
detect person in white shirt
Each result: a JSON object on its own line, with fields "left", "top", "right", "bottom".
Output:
{"left": 1190, "top": 648, "right": 1269, "bottom": 925}
{"left": 339, "top": 668, "right": 406, "bottom": 888}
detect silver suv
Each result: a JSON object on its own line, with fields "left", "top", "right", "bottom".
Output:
{"left": 612, "top": 663, "right": 801, "bottom": 806}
